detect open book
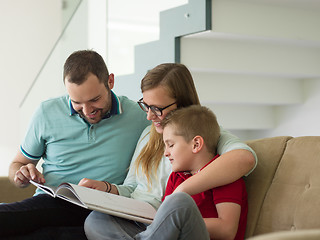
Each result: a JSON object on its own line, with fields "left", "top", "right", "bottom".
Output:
{"left": 30, "top": 180, "right": 156, "bottom": 224}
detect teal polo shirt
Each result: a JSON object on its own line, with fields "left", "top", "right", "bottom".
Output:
{"left": 20, "top": 91, "right": 150, "bottom": 194}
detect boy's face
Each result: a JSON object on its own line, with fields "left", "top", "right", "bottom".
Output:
{"left": 65, "top": 73, "right": 113, "bottom": 124}
{"left": 163, "top": 124, "right": 195, "bottom": 173}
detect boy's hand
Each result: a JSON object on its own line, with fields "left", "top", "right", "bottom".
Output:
{"left": 14, "top": 163, "right": 45, "bottom": 188}
{"left": 78, "top": 178, "right": 107, "bottom": 191}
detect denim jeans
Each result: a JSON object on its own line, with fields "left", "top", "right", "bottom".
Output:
{"left": 0, "top": 194, "right": 91, "bottom": 239}
{"left": 84, "top": 192, "right": 210, "bottom": 240}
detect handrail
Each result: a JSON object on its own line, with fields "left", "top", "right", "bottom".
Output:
{"left": 19, "top": 0, "right": 83, "bottom": 108}
{"left": 115, "top": 0, "right": 211, "bottom": 101}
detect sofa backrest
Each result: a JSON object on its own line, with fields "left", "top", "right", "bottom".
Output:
{"left": 245, "top": 136, "right": 292, "bottom": 238}
{"left": 245, "top": 136, "right": 320, "bottom": 238}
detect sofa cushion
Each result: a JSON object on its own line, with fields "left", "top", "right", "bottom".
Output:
{"left": 245, "top": 136, "right": 292, "bottom": 238}
{"left": 247, "top": 229, "right": 320, "bottom": 240}
{"left": 254, "top": 136, "right": 320, "bottom": 235}
{"left": 0, "top": 177, "right": 36, "bottom": 203}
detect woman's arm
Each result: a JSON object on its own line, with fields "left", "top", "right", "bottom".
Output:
{"left": 217, "top": 127, "right": 257, "bottom": 176}
{"left": 173, "top": 127, "right": 257, "bottom": 195}
{"left": 173, "top": 149, "right": 255, "bottom": 195}
{"left": 114, "top": 126, "right": 151, "bottom": 196}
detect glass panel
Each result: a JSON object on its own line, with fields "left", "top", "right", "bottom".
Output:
{"left": 107, "top": 0, "right": 187, "bottom": 76}
{"left": 19, "top": 0, "right": 187, "bottom": 135}
{"left": 19, "top": 0, "right": 88, "bottom": 137}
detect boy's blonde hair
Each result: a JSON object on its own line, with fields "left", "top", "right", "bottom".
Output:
{"left": 162, "top": 105, "right": 220, "bottom": 155}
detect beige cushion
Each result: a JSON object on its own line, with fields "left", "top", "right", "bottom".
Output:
{"left": 0, "top": 177, "right": 36, "bottom": 203}
{"left": 254, "top": 136, "right": 320, "bottom": 235}
{"left": 247, "top": 229, "right": 320, "bottom": 240}
{"left": 245, "top": 136, "right": 292, "bottom": 238}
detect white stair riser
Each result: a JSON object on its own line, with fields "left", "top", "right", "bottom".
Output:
{"left": 204, "top": 104, "right": 274, "bottom": 130}
{"left": 211, "top": 0, "right": 320, "bottom": 41}
{"left": 192, "top": 72, "right": 303, "bottom": 105}
{"left": 181, "top": 37, "right": 320, "bottom": 78}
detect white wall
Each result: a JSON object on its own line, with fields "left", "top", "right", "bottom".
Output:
{"left": 107, "top": 0, "right": 187, "bottom": 77}
{"left": 18, "top": 0, "right": 108, "bottom": 175}
{"left": 0, "top": 0, "right": 61, "bottom": 176}
{"left": 245, "top": 78, "right": 320, "bottom": 140}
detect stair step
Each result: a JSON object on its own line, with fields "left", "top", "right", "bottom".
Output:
{"left": 178, "top": 0, "right": 320, "bottom": 131}
{"left": 191, "top": 71, "right": 303, "bottom": 105}
{"left": 205, "top": 104, "right": 274, "bottom": 130}
{"left": 210, "top": 0, "right": 320, "bottom": 42}
{"left": 181, "top": 31, "right": 320, "bottom": 78}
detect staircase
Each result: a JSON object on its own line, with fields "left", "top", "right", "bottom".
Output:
{"left": 181, "top": 0, "right": 320, "bottom": 133}
{"left": 116, "top": 0, "right": 320, "bottom": 139}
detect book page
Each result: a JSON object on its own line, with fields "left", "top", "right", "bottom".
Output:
{"left": 68, "top": 184, "right": 156, "bottom": 222}
{"left": 29, "top": 180, "right": 57, "bottom": 197}
{"left": 55, "top": 183, "right": 87, "bottom": 208}
{"left": 29, "top": 180, "right": 85, "bottom": 208}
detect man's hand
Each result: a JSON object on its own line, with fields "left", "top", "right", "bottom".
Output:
{"left": 14, "top": 163, "right": 45, "bottom": 188}
{"left": 78, "top": 178, "right": 107, "bottom": 191}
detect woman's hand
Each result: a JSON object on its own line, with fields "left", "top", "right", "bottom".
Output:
{"left": 78, "top": 178, "right": 107, "bottom": 191}
{"left": 78, "top": 178, "right": 119, "bottom": 195}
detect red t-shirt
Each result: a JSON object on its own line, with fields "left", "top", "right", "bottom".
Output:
{"left": 163, "top": 155, "right": 248, "bottom": 240}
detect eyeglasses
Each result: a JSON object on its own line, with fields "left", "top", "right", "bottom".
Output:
{"left": 137, "top": 98, "right": 176, "bottom": 116}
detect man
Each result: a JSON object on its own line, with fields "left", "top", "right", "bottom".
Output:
{"left": 1, "top": 50, "right": 150, "bottom": 239}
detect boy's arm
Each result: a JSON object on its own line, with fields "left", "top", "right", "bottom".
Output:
{"left": 204, "top": 202, "right": 241, "bottom": 240}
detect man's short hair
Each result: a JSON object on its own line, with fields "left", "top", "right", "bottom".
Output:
{"left": 63, "top": 50, "right": 109, "bottom": 88}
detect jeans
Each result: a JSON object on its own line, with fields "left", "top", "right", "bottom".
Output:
{"left": 84, "top": 192, "right": 210, "bottom": 240}
{"left": 0, "top": 194, "right": 91, "bottom": 239}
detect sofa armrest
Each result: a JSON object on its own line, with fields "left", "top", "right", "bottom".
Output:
{"left": 246, "top": 229, "right": 320, "bottom": 240}
{"left": 0, "top": 177, "right": 36, "bottom": 203}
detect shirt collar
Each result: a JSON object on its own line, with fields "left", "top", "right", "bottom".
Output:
{"left": 177, "top": 154, "right": 220, "bottom": 178}
{"left": 69, "top": 90, "right": 122, "bottom": 118}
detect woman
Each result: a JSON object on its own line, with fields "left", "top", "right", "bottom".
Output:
{"left": 80, "top": 63, "right": 257, "bottom": 239}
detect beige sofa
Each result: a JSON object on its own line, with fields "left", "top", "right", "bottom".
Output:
{"left": 245, "top": 136, "right": 320, "bottom": 239}
{"left": 1, "top": 136, "right": 320, "bottom": 239}
{"left": 0, "top": 176, "right": 36, "bottom": 203}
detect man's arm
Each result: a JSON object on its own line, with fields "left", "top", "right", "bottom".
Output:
{"left": 204, "top": 202, "right": 241, "bottom": 240}
{"left": 8, "top": 151, "right": 45, "bottom": 188}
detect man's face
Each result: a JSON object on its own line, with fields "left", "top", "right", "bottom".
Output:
{"left": 65, "top": 73, "right": 113, "bottom": 124}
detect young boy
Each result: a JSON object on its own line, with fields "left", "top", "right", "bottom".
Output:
{"left": 161, "top": 105, "right": 248, "bottom": 240}
{"left": 84, "top": 105, "right": 248, "bottom": 240}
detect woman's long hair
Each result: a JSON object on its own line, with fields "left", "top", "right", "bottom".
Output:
{"left": 135, "top": 63, "right": 200, "bottom": 184}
